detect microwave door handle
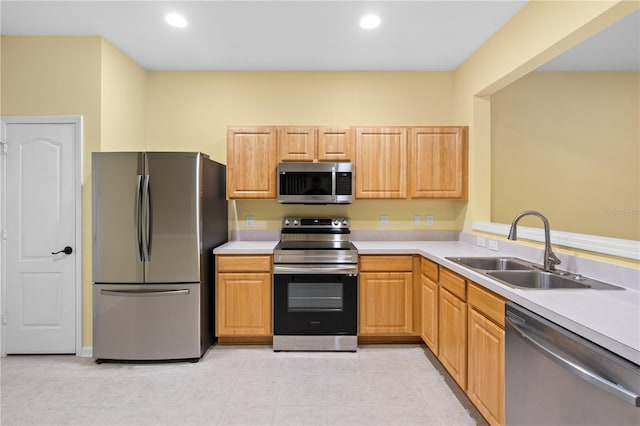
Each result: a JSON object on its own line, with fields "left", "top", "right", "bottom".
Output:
{"left": 331, "top": 165, "right": 337, "bottom": 201}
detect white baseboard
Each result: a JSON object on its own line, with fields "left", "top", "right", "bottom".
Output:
{"left": 80, "top": 346, "right": 93, "bottom": 358}
{"left": 472, "top": 222, "right": 640, "bottom": 260}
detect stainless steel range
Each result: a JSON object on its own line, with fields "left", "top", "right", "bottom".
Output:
{"left": 273, "top": 217, "right": 358, "bottom": 352}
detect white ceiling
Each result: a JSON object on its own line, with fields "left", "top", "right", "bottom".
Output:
{"left": 1, "top": 1, "right": 637, "bottom": 72}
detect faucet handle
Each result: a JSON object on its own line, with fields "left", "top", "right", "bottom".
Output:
{"left": 547, "top": 252, "right": 561, "bottom": 270}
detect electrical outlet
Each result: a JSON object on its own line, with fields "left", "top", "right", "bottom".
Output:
{"left": 488, "top": 240, "right": 499, "bottom": 251}
{"left": 414, "top": 215, "right": 421, "bottom": 226}
{"left": 426, "top": 215, "right": 434, "bottom": 226}
{"left": 380, "top": 215, "right": 388, "bottom": 226}
{"left": 246, "top": 215, "right": 254, "bottom": 228}
{"left": 476, "top": 236, "right": 486, "bottom": 247}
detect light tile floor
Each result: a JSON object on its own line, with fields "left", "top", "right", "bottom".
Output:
{"left": 1, "top": 345, "right": 484, "bottom": 426}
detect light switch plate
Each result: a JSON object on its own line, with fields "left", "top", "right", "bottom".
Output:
{"left": 246, "top": 215, "right": 254, "bottom": 228}
{"left": 414, "top": 215, "right": 421, "bottom": 225}
{"left": 476, "top": 236, "right": 486, "bottom": 247}
{"left": 426, "top": 215, "right": 434, "bottom": 226}
{"left": 488, "top": 240, "right": 499, "bottom": 251}
{"left": 380, "top": 215, "right": 388, "bottom": 226}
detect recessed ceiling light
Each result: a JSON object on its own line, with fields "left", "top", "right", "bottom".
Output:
{"left": 165, "top": 13, "right": 188, "bottom": 28}
{"left": 359, "top": 14, "right": 381, "bottom": 30}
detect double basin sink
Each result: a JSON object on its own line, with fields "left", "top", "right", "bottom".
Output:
{"left": 445, "top": 257, "right": 622, "bottom": 290}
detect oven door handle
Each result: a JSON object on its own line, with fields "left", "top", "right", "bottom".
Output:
{"left": 273, "top": 264, "right": 358, "bottom": 275}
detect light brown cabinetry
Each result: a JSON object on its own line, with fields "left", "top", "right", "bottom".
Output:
{"left": 438, "top": 268, "right": 467, "bottom": 389}
{"left": 359, "top": 255, "right": 413, "bottom": 335}
{"left": 216, "top": 255, "right": 272, "bottom": 337}
{"left": 278, "top": 127, "right": 353, "bottom": 162}
{"left": 227, "top": 127, "right": 277, "bottom": 199}
{"left": 409, "top": 127, "right": 468, "bottom": 199}
{"left": 420, "top": 258, "right": 439, "bottom": 354}
{"left": 355, "top": 127, "right": 408, "bottom": 199}
{"left": 467, "top": 283, "right": 506, "bottom": 426}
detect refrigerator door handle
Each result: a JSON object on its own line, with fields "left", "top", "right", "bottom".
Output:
{"left": 100, "top": 289, "right": 191, "bottom": 297}
{"left": 135, "top": 175, "right": 144, "bottom": 261}
{"left": 142, "top": 174, "right": 151, "bottom": 261}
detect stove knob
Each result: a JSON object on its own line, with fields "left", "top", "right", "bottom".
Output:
{"left": 333, "top": 219, "right": 340, "bottom": 227}
{"left": 293, "top": 219, "right": 299, "bottom": 226}
{"left": 342, "top": 219, "right": 348, "bottom": 226}
{"left": 284, "top": 219, "right": 290, "bottom": 226}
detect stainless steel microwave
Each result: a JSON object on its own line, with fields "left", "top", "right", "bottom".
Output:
{"left": 277, "top": 162, "right": 354, "bottom": 204}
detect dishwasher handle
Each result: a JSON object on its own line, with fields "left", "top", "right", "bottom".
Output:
{"left": 506, "top": 315, "right": 640, "bottom": 407}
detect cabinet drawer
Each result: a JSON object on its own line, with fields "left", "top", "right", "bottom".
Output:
{"left": 217, "top": 255, "right": 272, "bottom": 272}
{"left": 360, "top": 255, "right": 413, "bottom": 272}
{"left": 440, "top": 267, "right": 466, "bottom": 301}
{"left": 468, "top": 282, "right": 506, "bottom": 327}
{"left": 421, "top": 257, "right": 439, "bottom": 282}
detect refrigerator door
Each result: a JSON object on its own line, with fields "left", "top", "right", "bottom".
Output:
{"left": 92, "top": 152, "right": 145, "bottom": 283}
{"left": 93, "top": 283, "right": 201, "bottom": 360}
{"left": 144, "top": 152, "right": 201, "bottom": 283}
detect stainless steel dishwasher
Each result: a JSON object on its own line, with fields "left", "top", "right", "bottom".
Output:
{"left": 505, "top": 303, "right": 640, "bottom": 426}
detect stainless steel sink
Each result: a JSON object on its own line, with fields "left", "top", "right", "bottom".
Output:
{"left": 446, "top": 256, "right": 535, "bottom": 271}
{"left": 487, "top": 270, "right": 623, "bottom": 290}
{"left": 445, "top": 256, "right": 623, "bottom": 290}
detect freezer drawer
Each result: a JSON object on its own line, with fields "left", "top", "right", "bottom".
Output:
{"left": 93, "top": 283, "right": 201, "bottom": 361}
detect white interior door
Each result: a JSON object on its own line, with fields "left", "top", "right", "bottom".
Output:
{"left": 2, "top": 116, "right": 81, "bottom": 354}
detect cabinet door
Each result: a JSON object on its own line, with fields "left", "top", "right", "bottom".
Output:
{"left": 359, "top": 271, "right": 413, "bottom": 335}
{"left": 217, "top": 272, "right": 272, "bottom": 336}
{"left": 227, "top": 127, "right": 277, "bottom": 199}
{"left": 355, "top": 127, "right": 407, "bottom": 199}
{"left": 438, "top": 287, "right": 467, "bottom": 389}
{"left": 409, "top": 127, "right": 468, "bottom": 199}
{"left": 421, "top": 273, "right": 439, "bottom": 354}
{"left": 468, "top": 307, "right": 505, "bottom": 426}
{"left": 277, "top": 127, "right": 317, "bottom": 162}
{"left": 317, "top": 128, "right": 354, "bottom": 161}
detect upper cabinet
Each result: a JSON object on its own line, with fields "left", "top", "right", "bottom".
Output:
{"left": 355, "top": 127, "right": 408, "bottom": 199}
{"left": 317, "top": 128, "right": 354, "bottom": 162}
{"left": 227, "top": 125, "right": 467, "bottom": 200}
{"left": 227, "top": 127, "right": 277, "bottom": 199}
{"left": 409, "top": 127, "right": 468, "bottom": 199}
{"left": 277, "top": 127, "right": 317, "bottom": 162}
{"left": 278, "top": 127, "right": 354, "bottom": 162}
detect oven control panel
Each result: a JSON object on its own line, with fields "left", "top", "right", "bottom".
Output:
{"left": 282, "top": 217, "right": 349, "bottom": 229}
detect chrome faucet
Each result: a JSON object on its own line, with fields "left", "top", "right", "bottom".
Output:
{"left": 507, "top": 211, "right": 561, "bottom": 272}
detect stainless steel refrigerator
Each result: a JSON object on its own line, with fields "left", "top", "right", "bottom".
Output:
{"left": 92, "top": 152, "right": 227, "bottom": 362}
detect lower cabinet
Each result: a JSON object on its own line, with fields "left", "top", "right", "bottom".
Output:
{"left": 438, "top": 285, "right": 467, "bottom": 389}
{"left": 359, "top": 255, "right": 414, "bottom": 335}
{"left": 467, "top": 282, "right": 506, "bottom": 426}
{"left": 420, "top": 258, "right": 439, "bottom": 354}
{"left": 216, "top": 255, "right": 272, "bottom": 337}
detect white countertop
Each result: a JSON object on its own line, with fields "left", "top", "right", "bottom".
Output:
{"left": 215, "top": 239, "right": 640, "bottom": 365}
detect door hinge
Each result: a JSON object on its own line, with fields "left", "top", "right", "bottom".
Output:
{"left": 1, "top": 313, "right": 7, "bottom": 326}
{"left": 0, "top": 140, "right": 6, "bottom": 155}
{"left": 1, "top": 229, "right": 6, "bottom": 240}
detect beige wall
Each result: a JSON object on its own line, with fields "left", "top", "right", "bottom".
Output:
{"left": 145, "top": 71, "right": 454, "bottom": 165}
{"left": 100, "top": 39, "right": 147, "bottom": 151}
{"left": 453, "top": 0, "right": 639, "bottom": 264}
{"left": 491, "top": 71, "right": 639, "bottom": 240}
{"left": 145, "top": 71, "right": 464, "bottom": 232}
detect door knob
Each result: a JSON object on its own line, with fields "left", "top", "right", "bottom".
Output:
{"left": 52, "top": 246, "right": 73, "bottom": 255}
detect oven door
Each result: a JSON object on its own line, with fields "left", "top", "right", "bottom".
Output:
{"left": 273, "top": 271, "right": 357, "bottom": 336}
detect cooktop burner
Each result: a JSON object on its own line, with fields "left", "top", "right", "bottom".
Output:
{"left": 273, "top": 217, "right": 358, "bottom": 266}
